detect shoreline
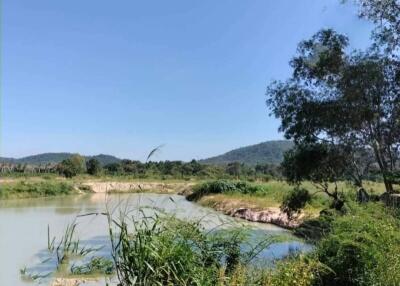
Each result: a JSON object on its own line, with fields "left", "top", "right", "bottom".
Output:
{"left": 194, "top": 194, "right": 306, "bottom": 229}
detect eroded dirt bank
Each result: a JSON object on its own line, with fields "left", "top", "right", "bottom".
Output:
{"left": 197, "top": 195, "right": 305, "bottom": 229}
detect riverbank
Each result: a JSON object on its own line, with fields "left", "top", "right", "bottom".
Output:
{"left": 0, "top": 177, "right": 196, "bottom": 199}
{"left": 183, "top": 180, "right": 387, "bottom": 229}
{"left": 197, "top": 194, "right": 307, "bottom": 228}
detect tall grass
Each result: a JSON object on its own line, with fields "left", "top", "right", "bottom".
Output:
{"left": 105, "top": 207, "right": 281, "bottom": 286}
{"left": 0, "top": 181, "right": 74, "bottom": 199}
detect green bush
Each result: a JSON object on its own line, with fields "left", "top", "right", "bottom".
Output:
{"left": 316, "top": 202, "right": 400, "bottom": 286}
{"left": 281, "top": 188, "right": 311, "bottom": 218}
{"left": 262, "top": 255, "right": 329, "bottom": 286}
{"left": 86, "top": 158, "right": 102, "bottom": 175}
{"left": 186, "top": 180, "right": 262, "bottom": 201}
{"left": 0, "top": 181, "right": 74, "bottom": 199}
{"left": 108, "top": 215, "right": 263, "bottom": 286}
{"left": 57, "top": 154, "right": 86, "bottom": 178}
{"left": 71, "top": 257, "right": 114, "bottom": 275}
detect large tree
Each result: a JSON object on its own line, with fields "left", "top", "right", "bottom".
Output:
{"left": 267, "top": 29, "right": 400, "bottom": 193}
{"left": 348, "top": 0, "right": 400, "bottom": 54}
{"left": 58, "top": 154, "right": 86, "bottom": 178}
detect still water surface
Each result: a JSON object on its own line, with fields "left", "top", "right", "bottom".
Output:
{"left": 0, "top": 193, "right": 310, "bottom": 285}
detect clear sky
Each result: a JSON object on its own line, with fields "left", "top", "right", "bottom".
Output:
{"left": 2, "top": 0, "right": 373, "bottom": 161}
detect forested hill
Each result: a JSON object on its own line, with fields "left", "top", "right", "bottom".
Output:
{"left": 201, "top": 140, "right": 294, "bottom": 165}
{"left": 0, "top": 153, "right": 121, "bottom": 165}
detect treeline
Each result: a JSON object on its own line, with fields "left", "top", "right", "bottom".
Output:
{"left": 0, "top": 155, "right": 281, "bottom": 180}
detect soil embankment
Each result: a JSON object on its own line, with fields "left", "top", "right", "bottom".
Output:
{"left": 195, "top": 195, "right": 305, "bottom": 229}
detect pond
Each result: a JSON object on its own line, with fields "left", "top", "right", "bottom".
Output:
{"left": 0, "top": 193, "right": 312, "bottom": 285}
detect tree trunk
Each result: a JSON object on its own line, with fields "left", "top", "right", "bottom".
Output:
{"left": 372, "top": 141, "right": 394, "bottom": 193}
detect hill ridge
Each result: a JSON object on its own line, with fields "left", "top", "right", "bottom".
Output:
{"left": 200, "top": 140, "right": 293, "bottom": 165}
{"left": 0, "top": 152, "right": 121, "bottom": 166}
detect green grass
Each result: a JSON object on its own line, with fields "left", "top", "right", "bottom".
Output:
{"left": 242, "top": 201, "right": 400, "bottom": 286}
{"left": 188, "top": 180, "right": 331, "bottom": 217}
{"left": 189, "top": 180, "right": 387, "bottom": 219}
{"left": 0, "top": 180, "right": 75, "bottom": 199}
{"left": 106, "top": 212, "right": 283, "bottom": 286}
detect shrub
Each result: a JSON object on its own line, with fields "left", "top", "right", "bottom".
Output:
{"left": 108, "top": 214, "right": 261, "bottom": 286}
{"left": 262, "top": 255, "right": 329, "bottom": 286}
{"left": 57, "top": 155, "right": 86, "bottom": 178}
{"left": 316, "top": 202, "right": 400, "bottom": 286}
{"left": 281, "top": 188, "right": 311, "bottom": 219}
{"left": 0, "top": 181, "right": 74, "bottom": 199}
{"left": 86, "top": 158, "right": 101, "bottom": 175}
{"left": 186, "top": 180, "right": 261, "bottom": 201}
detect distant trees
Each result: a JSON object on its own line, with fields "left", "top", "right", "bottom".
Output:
{"left": 58, "top": 155, "right": 86, "bottom": 178}
{"left": 267, "top": 28, "right": 400, "bottom": 194}
{"left": 0, "top": 156, "right": 286, "bottom": 180}
{"left": 86, "top": 158, "right": 101, "bottom": 175}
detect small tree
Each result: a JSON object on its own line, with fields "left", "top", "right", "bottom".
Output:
{"left": 104, "top": 162, "right": 123, "bottom": 174}
{"left": 281, "top": 187, "right": 311, "bottom": 219}
{"left": 282, "top": 143, "right": 347, "bottom": 210}
{"left": 58, "top": 154, "right": 86, "bottom": 178}
{"left": 225, "top": 162, "right": 242, "bottom": 178}
{"left": 86, "top": 158, "right": 101, "bottom": 175}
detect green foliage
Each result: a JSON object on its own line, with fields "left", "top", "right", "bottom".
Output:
{"left": 107, "top": 213, "right": 274, "bottom": 286}
{"left": 262, "top": 255, "right": 329, "bottom": 286}
{"left": 294, "top": 209, "right": 336, "bottom": 242}
{"left": 0, "top": 181, "right": 74, "bottom": 199}
{"left": 267, "top": 27, "right": 400, "bottom": 193}
{"left": 86, "top": 158, "right": 101, "bottom": 175}
{"left": 281, "top": 188, "right": 311, "bottom": 218}
{"left": 316, "top": 202, "right": 400, "bottom": 286}
{"left": 187, "top": 180, "right": 262, "bottom": 201}
{"left": 57, "top": 154, "right": 86, "bottom": 178}
{"left": 349, "top": 0, "right": 400, "bottom": 54}
{"left": 281, "top": 143, "right": 347, "bottom": 209}
{"left": 71, "top": 257, "right": 114, "bottom": 275}
{"left": 280, "top": 202, "right": 400, "bottom": 285}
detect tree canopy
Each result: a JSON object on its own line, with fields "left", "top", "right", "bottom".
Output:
{"left": 267, "top": 27, "right": 400, "bottom": 193}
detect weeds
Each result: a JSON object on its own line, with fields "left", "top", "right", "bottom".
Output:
{"left": 0, "top": 181, "right": 74, "bottom": 199}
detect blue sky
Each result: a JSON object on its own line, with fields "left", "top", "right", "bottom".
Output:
{"left": 2, "top": 0, "right": 372, "bottom": 161}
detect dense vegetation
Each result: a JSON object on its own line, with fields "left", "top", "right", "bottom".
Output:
{"left": 1, "top": 157, "right": 282, "bottom": 181}
{"left": 41, "top": 197, "right": 400, "bottom": 286}
{"left": 290, "top": 202, "right": 400, "bottom": 286}
{"left": 0, "top": 181, "right": 75, "bottom": 199}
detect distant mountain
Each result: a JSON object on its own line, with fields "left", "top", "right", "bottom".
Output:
{"left": 201, "top": 140, "right": 294, "bottom": 165}
{"left": 0, "top": 153, "right": 121, "bottom": 166}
